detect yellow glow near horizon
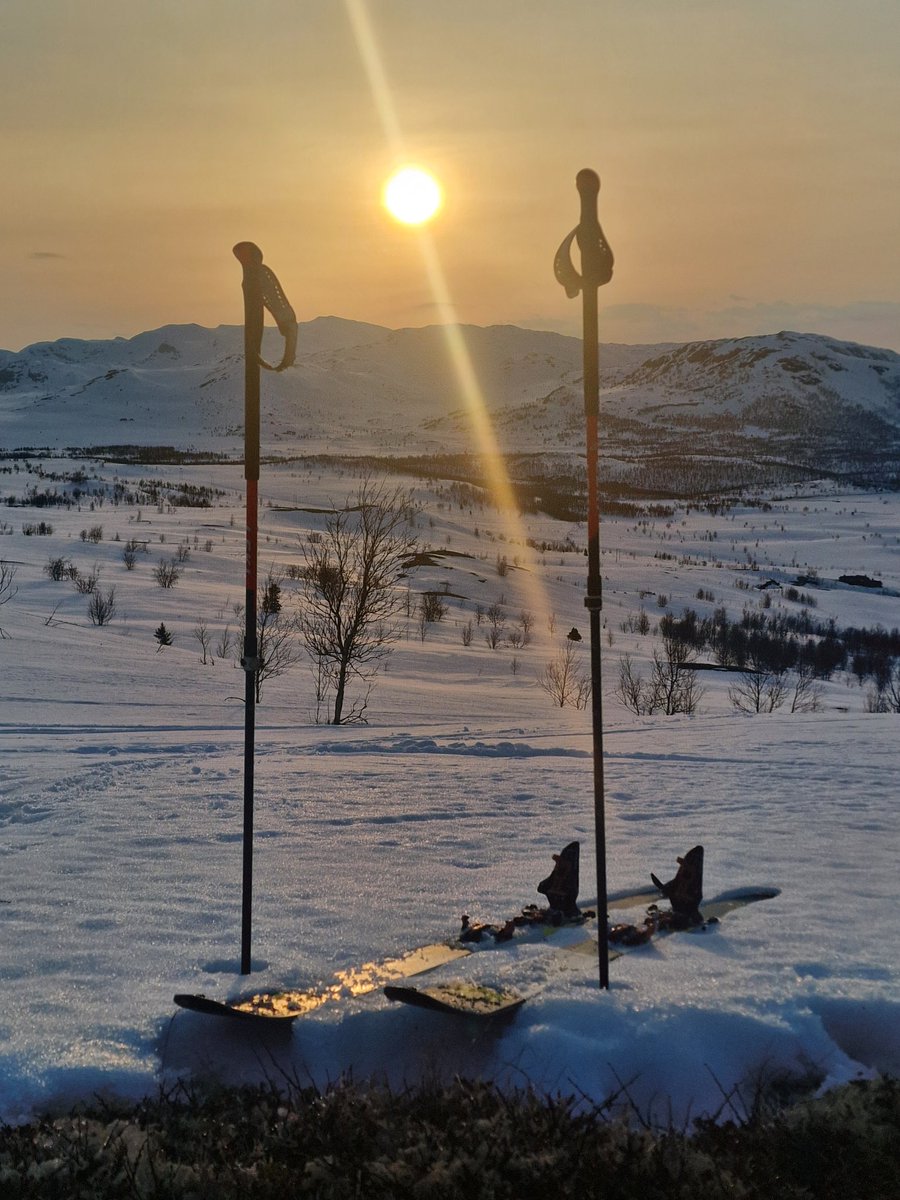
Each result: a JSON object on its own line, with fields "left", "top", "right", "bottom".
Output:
{"left": 383, "top": 166, "right": 442, "bottom": 225}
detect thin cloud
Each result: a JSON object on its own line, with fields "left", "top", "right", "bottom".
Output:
{"left": 28, "top": 251, "right": 66, "bottom": 260}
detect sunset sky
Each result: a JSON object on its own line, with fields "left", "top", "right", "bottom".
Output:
{"left": 1, "top": 0, "right": 898, "bottom": 352}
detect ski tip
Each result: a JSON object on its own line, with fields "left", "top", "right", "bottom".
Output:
{"left": 709, "top": 886, "right": 781, "bottom": 903}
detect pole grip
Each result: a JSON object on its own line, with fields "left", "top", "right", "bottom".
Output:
{"left": 576, "top": 170, "right": 614, "bottom": 290}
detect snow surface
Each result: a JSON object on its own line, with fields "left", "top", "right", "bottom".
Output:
{"left": 1, "top": 457, "right": 898, "bottom": 1127}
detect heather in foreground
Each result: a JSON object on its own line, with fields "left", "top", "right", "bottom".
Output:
{"left": 1, "top": 1076, "right": 897, "bottom": 1199}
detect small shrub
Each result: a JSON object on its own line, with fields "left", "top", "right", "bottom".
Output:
{"left": 45, "top": 556, "right": 72, "bottom": 581}
{"left": 420, "top": 592, "right": 448, "bottom": 623}
{"left": 87, "top": 587, "right": 116, "bottom": 626}
{"left": 73, "top": 566, "right": 100, "bottom": 594}
{"left": 154, "top": 558, "right": 181, "bottom": 588}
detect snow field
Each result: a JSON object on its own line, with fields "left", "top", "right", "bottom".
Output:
{"left": 0, "top": 458, "right": 898, "bottom": 1124}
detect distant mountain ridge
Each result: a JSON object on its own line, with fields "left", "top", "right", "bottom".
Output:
{"left": 1, "top": 318, "right": 899, "bottom": 493}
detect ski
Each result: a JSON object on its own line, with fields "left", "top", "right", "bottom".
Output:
{"left": 383, "top": 981, "right": 526, "bottom": 1019}
{"left": 174, "top": 941, "right": 471, "bottom": 1023}
{"left": 385, "top": 886, "right": 780, "bottom": 1019}
{"left": 384, "top": 847, "right": 779, "bottom": 1020}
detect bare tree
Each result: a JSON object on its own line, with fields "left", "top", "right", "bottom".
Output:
{"left": 613, "top": 636, "right": 704, "bottom": 716}
{"left": 297, "top": 480, "right": 418, "bottom": 724}
{"left": 416, "top": 607, "right": 429, "bottom": 643}
{"left": 649, "top": 634, "right": 705, "bottom": 716}
{"left": 729, "top": 654, "right": 789, "bottom": 714}
{"left": 864, "top": 661, "right": 900, "bottom": 713}
{"left": 45, "top": 556, "right": 72, "bottom": 582}
{"left": 518, "top": 610, "right": 535, "bottom": 645}
{"left": 484, "top": 602, "right": 506, "bottom": 650}
{"left": 614, "top": 653, "right": 647, "bottom": 714}
{"left": 0, "top": 560, "right": 17, "bottom": 637}
{"left": 73, "top": 565, "right": 100, "bottom": 594}
{"left": 216, "top": 625, "right": 234, "bottom": 660}
{"left": 154, "top": 558, "right": 181, "bottom": 589}
{"left": 87, "top": 587, "right": 116, "bottom": 626}
{"left": 790, "top": 663, "right": 823, "bottom": 713}
{"left": 194, "top": 619, "right": 213, "bottom": 665}
{"left": 241, "top": 570, "right": 302, "bottom": 702}
{"left": 420, "top": 592, "right": 448, "bottom": 623}
{"left": 538, "top": 641, "right": 591, "bottom": 709}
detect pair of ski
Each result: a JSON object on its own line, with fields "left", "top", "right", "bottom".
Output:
{"left": 174, "top": 844, "right": 778, "bottom": 1023}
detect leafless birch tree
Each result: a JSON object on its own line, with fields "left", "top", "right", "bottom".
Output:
{"left": 297, "top": 480, "right": 418, "bottom": 724}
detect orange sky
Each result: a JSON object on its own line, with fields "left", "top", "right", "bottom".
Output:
{"left": 1, "top": 0, "right": 898, "bottom": 352}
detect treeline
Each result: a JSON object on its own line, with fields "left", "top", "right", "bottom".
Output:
{"left": 5, "top": 478, "right": 221, "bottom": 509}
{"left": 659, "top": 605, "right": 900, "bottom": 684}
{"left": 74, "top": 445, "right": 232, "bottom": 465}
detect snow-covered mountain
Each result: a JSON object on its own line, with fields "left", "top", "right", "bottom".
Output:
{"left": 2, "top": 319, "right": 899, "bottom": 490}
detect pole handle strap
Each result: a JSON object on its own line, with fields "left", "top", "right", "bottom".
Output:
{"left": 259, "top": 265, "right": 298, "bottom": 372}
{"left": 233, "top": 242, "right": 298, "bottom": 372}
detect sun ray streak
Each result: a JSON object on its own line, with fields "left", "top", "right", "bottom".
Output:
{"left": 343, "top": 0, "right": 404, "bottom": 157}
{"left": 343, "top": 0, "right": 553, "bottom": 634}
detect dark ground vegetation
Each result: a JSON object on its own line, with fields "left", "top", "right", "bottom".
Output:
{"left": 1, "top": 1075, "right": 897, "bottom": 1199}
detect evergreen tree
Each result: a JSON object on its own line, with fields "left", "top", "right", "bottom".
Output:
{"left": 154, "top": 622, "right": 173, "bottom": 649}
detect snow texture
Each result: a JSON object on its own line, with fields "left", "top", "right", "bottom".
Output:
{"left": 0, "top": 450, "right": 898, "bottom": 1127}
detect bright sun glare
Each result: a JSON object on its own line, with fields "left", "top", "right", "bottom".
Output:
{"left": 383, "top": 166, "right": 442, "bottom": 225}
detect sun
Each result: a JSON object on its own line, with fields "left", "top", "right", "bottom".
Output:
{"left": 382, "top": 166, "right": 443, "bottom": 225}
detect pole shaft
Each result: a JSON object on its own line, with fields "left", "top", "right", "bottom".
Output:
{"left": 574, "top": 170, "right": 610, "bottom": 990}
{"left": 241, "top": 476, "right": 258, "bottom": 975}
{"left": 583, "top": 300, "right": 609, "bottom": 990}
{"left": 236, "top": 245, "right": 263, "bottom": 976}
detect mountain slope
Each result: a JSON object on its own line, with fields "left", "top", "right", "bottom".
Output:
{"left": 2, "top": 321, "right": 899, "bottom": 490}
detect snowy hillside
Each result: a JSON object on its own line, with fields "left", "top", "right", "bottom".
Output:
{"left": 0, "top": 451, "right": 898, "bottom": 1125}
{"left": 2, "top": 323, "right": 899, "bottom": 490}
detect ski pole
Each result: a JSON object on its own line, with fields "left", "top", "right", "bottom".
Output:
{"left": 233, "top": 242, "right": 297, "bottom": 975}
{"left": 553, "top": 171, "right": 614, "bottom": 988}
